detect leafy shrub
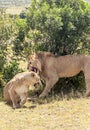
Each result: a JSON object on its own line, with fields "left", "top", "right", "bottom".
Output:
{"left": 3, "top": 60, "right": 23, "bottom": 83}
{"left": 13, "top": 18, "right": 27, "bottom": 55}
{"left": 0, "top": 73, "right": 5, "bottom": 98}
{"left": 26, "top": 0, "right": 90, "bottom": 55}
{"left": 13, "top": 38, "right": 23, "bottom": 54}
{"left": 0, "top": 50, "right": 6, "bottom": 71}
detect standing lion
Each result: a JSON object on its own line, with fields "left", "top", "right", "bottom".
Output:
{"left": 27, "top": 51, "right": 90, "bottom": 98}
{"left": 4, "top": 71, "right": 41, "bottom": 109}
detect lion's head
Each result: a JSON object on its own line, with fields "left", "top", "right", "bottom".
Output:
{"left": 27, "top": 53, "right": 42, "bottom": 73}
{"left": 27, "top": 51, "right": 55, "bottom": 73}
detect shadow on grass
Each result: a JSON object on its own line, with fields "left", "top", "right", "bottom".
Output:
{"left": 28, "top": 105, "right": 37, "bottom": 109}
{"left": 3, "top": 101, "right": 37, "bottom": 110}
{"left": 27, "top": 90, "right": 86, "bottom": 105}
{"left": 0, "top": 88, "right": 86, "bottom": 109}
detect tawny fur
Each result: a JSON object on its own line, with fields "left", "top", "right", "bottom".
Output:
{"left": 4, "top": 71, "right": 41, "bottom": 108}
{"left": 27, "top": 51, "right": 90, "bottom": 97}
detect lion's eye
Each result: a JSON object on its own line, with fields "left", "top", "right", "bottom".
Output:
{"left": 29, "top": 62, "right": 32, "bottom": 65}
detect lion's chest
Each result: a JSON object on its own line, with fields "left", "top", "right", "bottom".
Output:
{"left": 15, "top": 86, "right": 28, "bottom": 95}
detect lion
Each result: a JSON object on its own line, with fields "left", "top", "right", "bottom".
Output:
{"left": 27, "top": 51, "right": 90, "bottom": 98}
{"left": 4, "top": 71, "right": 41, "bottom": 109}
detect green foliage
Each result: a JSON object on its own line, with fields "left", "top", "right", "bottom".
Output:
{"left": 0, "top": 49, "right": 6, "bottom": 71}
{"left": 13, "top": 18, "right": 27, "bottom": 55}
{"left": 0, "top": 72, "right": 5, "bottom": 98}
{"left": 0, "top": 10, "right": 24, "bottom": 97}
{"left": 26, "top": 0, "right": 90, "bottom": 55}
{"left": 3, "top": 61, "right": 23, "bottom": 83}
{"left": 0, "top": 73, "right": 5, "bottom": 88}
{"left": 13, "top": 38, "right": 23, "bottom": 54}
{"left": 0, "top": 46, "right": 7, "bottom": 95}
{"left": 0, "top": 13, "right": 15, "bottom": 42}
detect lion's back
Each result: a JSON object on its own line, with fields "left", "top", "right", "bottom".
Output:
{"left": 3, "top": 82, "right": 11, "bottom": 102}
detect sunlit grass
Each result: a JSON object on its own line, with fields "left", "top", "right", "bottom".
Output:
{"left": 0, "top": 97, "right": 90, "bottom": 130}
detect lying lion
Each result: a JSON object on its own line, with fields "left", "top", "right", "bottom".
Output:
{"left": 27, "top": 51, "right": 90, "bottom": 98}
{"left": 4, "top": 71, "right": 41, "bottom": 109}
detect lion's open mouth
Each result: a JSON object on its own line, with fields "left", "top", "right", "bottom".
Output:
{"left": 31, "top": 67, "right": 38, "bottom": 73}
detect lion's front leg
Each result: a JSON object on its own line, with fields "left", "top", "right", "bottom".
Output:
{"left": 39, "top": 75, "right": 58, "bottom": 98}
{"left": 19, "top": 93, "right": 27, "bottom": 107}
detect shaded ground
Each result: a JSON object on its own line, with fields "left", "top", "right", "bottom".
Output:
{"left": 0, "top": 98, "right": 90, "bottom": 130}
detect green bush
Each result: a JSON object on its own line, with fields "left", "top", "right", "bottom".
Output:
{"left": 3, "top": 60, "right": 23, "bottom": 83}
{"left": 0, "top": 73, "right": 5, "bottom": 98}
{"left": 13, "top": 18, "right": 27, "bottom": 55}
{"left": 13, "top": 38, "right": 23, "bottom": 54}
{"left": 0, "top": 50, "right": 6, "bottom": 71}
{"left": 26, "top": 0, "right": 90, "bottom": 55}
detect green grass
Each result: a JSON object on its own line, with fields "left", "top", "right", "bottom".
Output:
{"left": 0, "top": 97, "right": 90, "bottom": 130}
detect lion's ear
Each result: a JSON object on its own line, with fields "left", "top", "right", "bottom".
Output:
{"left": 37, "top": 52, "right": 44, "bottom": 59}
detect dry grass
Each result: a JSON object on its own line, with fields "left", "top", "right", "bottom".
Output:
{"left": 6, "top": 6, "right": 28, "bottom": 15}
{"left": 0, "top": 97, "right": 90, "bottom": 130}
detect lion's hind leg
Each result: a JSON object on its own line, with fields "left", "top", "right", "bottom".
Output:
{"left": 8, "top": 87, "right": 20, "bottom": 109}
{"left": 85, "top": 78, "right": 90, "bottom": 97}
